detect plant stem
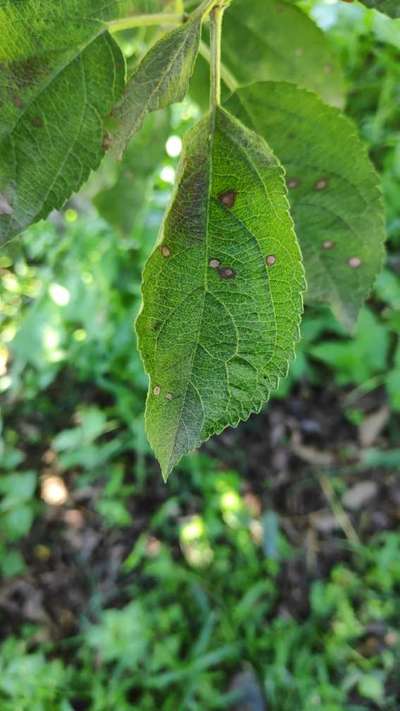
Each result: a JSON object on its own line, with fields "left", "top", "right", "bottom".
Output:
{"left": 199, "top": 40, "right": 238, "bottom": 94}
{"left": 107, "top": 12, "right": 182, "bottom": 32}
{"left": 209, "top": 4, "right": 225, "bottom": 109}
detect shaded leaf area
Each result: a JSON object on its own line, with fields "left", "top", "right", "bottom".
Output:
{"left": 94, "top": 111, "right": 171, "bottom": 236}
{"left": 137, "top": 107, "right": 305, "bottom": 479}
{"left": 360, "top": 0, "right": 400, "bottom": 18}
{"left": 191, "top": 0, "right": 345, "bottom": 110}
{"left": 111, "top": 12, "right": 202, "bottom": 157}
{"left": 227, "top": 82, "right": 386, "bottom": 330}
{"left": 0, "top": 0, "right": 129, "bottom": 243}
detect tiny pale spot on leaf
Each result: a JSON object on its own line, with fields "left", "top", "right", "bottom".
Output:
{"left": 348, "top": 257, "right": 362, "bottom": 269}
{"left": 166, "top": 392, "right": 173, "bottom": 401}
{"left": 314, "top": 178, "right": 329, "bottom": 191}
{"left": 161, "top": 245, "right": 171, "bottom": 257}
{"left": 266, "top": 255, "right": 276, "bottom": 266}
{"left": 322, "top": 240, "right": 335, "bottom": 250}
{"left": 153, "top": 385, "right": 161, "bottom": 396}
{"left": 287, "top": 178, "right": 300, "bottom": 189}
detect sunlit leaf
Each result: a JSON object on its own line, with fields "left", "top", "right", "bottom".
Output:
{"left": 137, "top": 107, "right": 305, "bottom": 479}
{"left": 227, "top": 82, "right": 386, "bottom": 330}
{"left": 221, "top": 0, "right": 345, "bottom": 107}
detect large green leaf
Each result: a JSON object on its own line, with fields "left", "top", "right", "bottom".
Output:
{"left": 359, "top": 0, "right": 400, "bottom": 18}
{"left": 226, "top": 82, "right": 386, "bottom": 330}
{"left": 221, "top": 0, "right": 345, "bottom": 107}
{"left": 111, "top": 11, "right": 202, "bottom": 157}
{"left": 137, "top": 107, "right": 305, "bottom": 479}
{"left": 0, "top": 0, "right": 128, "bottom": 244}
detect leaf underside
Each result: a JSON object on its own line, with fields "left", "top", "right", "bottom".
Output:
{"left": 111, "top": 15, "right": 202, "bottom": 157}
{"left": 137, "top": 107, "right": 305, "bottom": 479}
{"left": 0, "top": 0, "right": 127, "bottom": 244}
{"left": 227, "top": 82, "right": 386, "bottom": 330}
{"left": 360, "top": 0, "right": 400, "bottom": 18}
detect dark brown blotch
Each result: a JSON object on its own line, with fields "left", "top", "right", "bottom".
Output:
{"left": 102, "top": 132, "right": 113, "bottom": 152}
{"left": 218, "top": 266, "right": 236, "bottom": 280}
{"left": 30, "top": 115, "right": 44, "bottom": 129}
{"left": 218, "top": 190, "right": 237, "bottom": 209}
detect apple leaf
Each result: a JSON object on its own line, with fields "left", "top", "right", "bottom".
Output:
{"left": 136, "top": 107, "right": 305, "bottom": 479}
{"left": 221, "top": 0, "right": 345, "bottom": 108}
{"left": 111, "top": 13, "right": 202, "bottom": 157}
{"left": 0, "top": 0, "right": 127, "bottom": 244}
{"left": 226, "top": 82, "right": 386, "bottom": 330}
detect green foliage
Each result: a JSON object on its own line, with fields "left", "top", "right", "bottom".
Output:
{"left": 227, "top": 81, "right": 386, "bottom": 330}
{"left": 360, "top": 0, "right": 400, "bottom": 18}
{"left": 111, "top": 12, "right": 202, "bottom": 156}
{"left": 0, "top": 0, "right": 392, "bottom": 474}
{"left": 0, "top": 10, "right": 400, "bottom": 710}
{"left": 0, "top": 1, "right": 126, "bottom": 243}
{"left": 222, "top": 0, "right": 346, "bottom": 106}
{"left": 137, "top": 107, "right": 305, "bottom": 478}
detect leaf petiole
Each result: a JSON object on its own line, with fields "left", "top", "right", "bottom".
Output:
{"left": 199, "top": 40, "right": 238, "bottom": 94}
{"left": 209, "top": 4, "right": 226, "bottom": 109}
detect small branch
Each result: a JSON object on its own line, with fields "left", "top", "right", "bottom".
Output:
{"left": 107, "top": 12, "right": 182, "bottom": 32}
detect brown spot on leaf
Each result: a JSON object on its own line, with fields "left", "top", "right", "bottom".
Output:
{"left": 153, "top": 385, "right": 161, "bottom": 396}
{"left": 12, "top": 94, "right": 23, "bottom": 109}
{"left": 102, "top": 132, "right": 113, "bottom": 152}
{"left": 31, "top": 115, "right": 44, "bottom": 128}
{"left": 266, "top": 255, "right": 276, "bottom": 266}
{"left": 218, "top": 190, "right": 236, "bottom": 208}
{"left": 287, "top": 178, "right": 300, "bottom": 189}
{"left": 314, "top": 178, "right": 329, "bottom": 191}
{"left": 348, "top": 256, "right": 361, "bottom": 269}
{"left": 218, "top": 267, "right": 236, "bottom": 280}
{"left": 209, "top": 258, "right": 220, "bottom": 269}
{"left": 322, "top": 240, "right": 335, "bottom": 250}
{"left": 160, "top": 245, "right": 171, "bottom": 258}
{"left": 0, "top": 194, "right": 13, "bottom": 216}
